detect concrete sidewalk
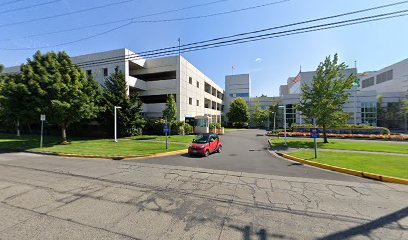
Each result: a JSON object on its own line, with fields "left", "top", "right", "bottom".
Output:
{"left": 0, "top": 152, "right": 407, "bottom": 240}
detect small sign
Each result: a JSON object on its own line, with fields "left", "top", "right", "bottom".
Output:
{"left": 163, "top": 123, "right": 170, "bottom": 134}
{"left": 310, "top": 128, "right": 319, "bottom": 138}
{"left": 40, "top": 114, "right": 46, "bottom": 121}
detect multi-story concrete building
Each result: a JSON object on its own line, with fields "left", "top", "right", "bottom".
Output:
{"left": 224, "top": 74, "right": 251, "bottom": 116}
{"left": 4, "top": 48, "right": 224, "bottom": 122}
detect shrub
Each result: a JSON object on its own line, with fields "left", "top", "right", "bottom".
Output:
{"left": 183, "top": 123, "right": 194, "bottom": 135}
{"left": 215, "top": 122, "right": 222, "bottom": 129}
{"left": 209, "top": 123, "right": 216, "bottom": 130}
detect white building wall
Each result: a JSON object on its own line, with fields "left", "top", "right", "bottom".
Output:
{"left": 359, "top": 58, "right": 408, "bottom": 93}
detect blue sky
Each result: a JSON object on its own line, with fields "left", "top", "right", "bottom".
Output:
{"left": 1, "top": 0, "right": 407, "bottom": 96}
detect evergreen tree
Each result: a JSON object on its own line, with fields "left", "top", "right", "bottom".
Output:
{"left": 103, "top": 66, "right": 144, "bottom": 137}
{"left": 162, "top": 95, "right": 177, "bottom": 121}
{"left": 297, "top": 54, "right": 355, "bottom": 143}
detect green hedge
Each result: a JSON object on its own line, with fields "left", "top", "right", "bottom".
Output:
{"left": 291, "top": 124, "right": 390, "bottom": 135}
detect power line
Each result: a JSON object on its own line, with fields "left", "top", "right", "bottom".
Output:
{"left": 0, "top": 0, "right": 61, "bottom": 15}
{"left": 2, "top": 0, "right": 27, "bottom": 7}
{"left": 0, "top": 0, "right": 135, "bottom": 28}
{"left": 0, "top": 0, "right": 283, "bottom": 44}
{"left": 0, "top": 0, "right": 289, "bottom": 50}
{"left": 71, "top": 9, "right": 408, "bottom": 69}
{"left": 3, "top": 4, "right": 408, "bottom": 71}
{"left": 0, "top": 0, "right": 231, "bottom": 42}
{"left": 56, "top": 0, "right": 408, "bottom": 67}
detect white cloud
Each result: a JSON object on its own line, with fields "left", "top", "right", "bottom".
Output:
{"left": 255, "top": 58, "right": 262, "bottom": 63}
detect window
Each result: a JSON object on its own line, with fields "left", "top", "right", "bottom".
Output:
{"left": 196, "top": 81, "right": 199, "bottom": 88}
{"left": 362, "top": 77, "right": 374, "bottom": 88}
{"left": 103, "top": 68, "right": 108, "bottom": 77}
{"left": 376, "top": 69, "right": 393, "bottom": 84}
{"left": 196, "top": 100, "right": 199, "bottom": 106}
{"left": 189, "top": 77, "right": 192, "bottom": 84}
{"left": 86, "top": 70, "right": 92, "bottom": 77}
{"left": 236, "top": 93, "right": 249, "bottom": 97}
{"left": 189, "top": 97, "right": 192, "bottom": 105}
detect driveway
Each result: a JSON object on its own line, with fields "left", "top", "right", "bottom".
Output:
{"left": 128, "top": 129, "right": 369, "bottom": 182}
{"left": 0, "top": 152, "right": 407, "bottom": 239}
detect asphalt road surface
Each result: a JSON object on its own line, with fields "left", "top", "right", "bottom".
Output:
{"left": 128, "top": 129, "right": 370, "bottom": 182}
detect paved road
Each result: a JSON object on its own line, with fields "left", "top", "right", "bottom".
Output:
{"left": 128, "top": 129, "right": 370, "bottom": 182}
{"left": 0, "top": 152, "right": 407, "bottom": 239}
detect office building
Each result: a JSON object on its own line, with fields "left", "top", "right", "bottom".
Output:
{"left": 4, "top": 48, "right": 224, "bottom": 122}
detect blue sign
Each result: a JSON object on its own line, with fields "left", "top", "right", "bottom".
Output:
{"left": 163, "top": 123, "right": 170, "bottom": 134}
{"left": 310, "top": 128, "right": 319, "bottom": 138}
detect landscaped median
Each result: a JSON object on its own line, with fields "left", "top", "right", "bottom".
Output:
{"left": 0, "top": 133, "right": 190, "bottom": 160}
{"left": 270, "top": 138, "right": 408, "bottom": 184}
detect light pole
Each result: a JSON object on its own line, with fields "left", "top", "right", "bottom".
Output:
{"left": 279, "top": 106, "right": 287, "bottom": 146}
{"left": 273, "top": 111, "right": 276, "bottom": 132}
{"left": 354, "top": 89, "right": 360, "bottom": 124}
{"left": 114, "top": 106, "right": 122, "bottom": 142}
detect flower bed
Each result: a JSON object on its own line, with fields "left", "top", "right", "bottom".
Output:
{"left": 272, "top": 132, "right": 408, "bottom": 141}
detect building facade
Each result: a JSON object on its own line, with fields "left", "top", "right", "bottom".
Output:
{"left": 4, "top": 48, "right": 224, "bottom": 122}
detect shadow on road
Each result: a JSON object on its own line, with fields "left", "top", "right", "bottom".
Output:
{"left": 319, "top": 206, "right": 408, "bottom": 240}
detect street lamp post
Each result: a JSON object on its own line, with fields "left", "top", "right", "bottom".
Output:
{"left": 279, "top": 106, "right": 287, "bottom": 146}
{"left": 114, "top": 106, "right": 122, "bottom": 142}
{"left": 354, "top": 90, "right": 360, "bottom": 125}
{"left": 273, "top": 111, "right": 276, "bottom": 132}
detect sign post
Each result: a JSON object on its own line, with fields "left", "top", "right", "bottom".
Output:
{"left": 40, "top": 114, "right": 46, "bottom": 148}
{"left": 163, "top": 123, "right": 170, "bottom": 151}
{"left": 310, "top": 118, "right": 319, "bottom": 158}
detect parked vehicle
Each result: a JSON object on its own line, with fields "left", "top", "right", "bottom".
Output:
{"left": 188, "top": 133, "right": 222, "bottom": 157}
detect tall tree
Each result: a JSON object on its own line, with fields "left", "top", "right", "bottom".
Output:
{"left": 18, "top": 51, "right": 102, "bottom": 142}
{"left": 103, "top": 66, "right": 144, "bottom": 137}
{"left": 402, "top": 98, "right": 408, "bottom": 115}
{"left": 227, "top": 98, "right": 250, "bottom": 126}
{"left": 297, "top": 54, "right": 356, "bottom": 143}
{"left": 252, "top": 100, "right": 268, "bottom": 127}
{"left": 0, "top": 70, "right": 38, "bottom": 136}
{"left": 162, "top": 95, "right": 177, "bottom": 121}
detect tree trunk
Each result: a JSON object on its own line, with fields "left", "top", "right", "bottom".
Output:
{"left": 16, "top": 119, "right": 20, "bottom": 137}
{"left": 61, "top": 125, "right": 67, "bottom": 143}
{"left": 322, "top": 123, "right": 328, "bottom": 143}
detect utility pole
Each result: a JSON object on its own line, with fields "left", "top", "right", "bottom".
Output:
{"left": 178, "top": 37, "right": 181, "bottom": 56}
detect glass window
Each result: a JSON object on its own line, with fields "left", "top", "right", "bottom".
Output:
{"left": 196, "top": 100, "right": 199, "bottom": 106}
{"left": 197, "top": 81, "right": 199, "bottom": 88}
{"left": 103, "top": 68, "right": 108, "bottom": 77}
{"left": 86, "top": 70, "right": 92, "bottom": 77}
{"left": 189, "top": 98, "right": 192, "bottom": 105}
{"left": 189, "top": 77, "right": 192, "bottom": 84}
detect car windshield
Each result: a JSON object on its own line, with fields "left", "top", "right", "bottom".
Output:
{"left": 193, "top": 135, "right": 209, "bottom": 143}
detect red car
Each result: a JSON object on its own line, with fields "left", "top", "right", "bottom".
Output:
{"left": 188, "top": 134, "right": 222, "bottom": 157}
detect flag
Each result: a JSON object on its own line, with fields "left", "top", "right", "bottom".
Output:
{"left": 293, "top": 72, "right": 301, "bottom": 84}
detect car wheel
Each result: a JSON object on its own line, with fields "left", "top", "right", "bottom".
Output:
{"left": 217, "top": 146, "right": 222, "bottom": 153}
{"left": 204, "top": 150, "right": 210, "bottom": 157}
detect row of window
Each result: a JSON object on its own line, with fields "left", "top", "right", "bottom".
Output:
{"left": 229, "top": 93, "right": 249, "bottom": 98}
{"left": 361, "top": 69, "right": 393, "bottom": 88}
{"left": 189, "top": 76, "right": 200, "bottom": 88}
{"left": 189, "top": 97, "right": 200, "bottom": 106}
{"left": 86, "top": 68, "right": 109, "bottom": 77}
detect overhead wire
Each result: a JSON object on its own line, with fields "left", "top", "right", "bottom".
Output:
{"left": 48, "top": 0, "right": 408, "bottom": 67}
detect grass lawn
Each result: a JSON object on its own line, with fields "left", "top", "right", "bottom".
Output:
{"left": 131, "top": 135, "right": 195, "bottom": 143}
{"left": 289, "top": 150, "right": 408, "bottom": 179}
{"left": 0, "top": 133, "right": 187, "bottom": 157}
{"left": 271, "top": 138, "right": 408, "bottom": 154}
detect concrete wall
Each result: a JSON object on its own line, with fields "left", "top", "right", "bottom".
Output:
{"left": 224, "top": 74, "right": 251, "bottom": 115}
{"left": 359, "top": 58, "right": 408, "bottom": 93}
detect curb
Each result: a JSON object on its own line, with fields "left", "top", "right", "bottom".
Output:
{"left": 281, "top": 153, "right": 408, "bottom": 185}
{"left": 26, "top": 149, "right": 188, "bottom": 161}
